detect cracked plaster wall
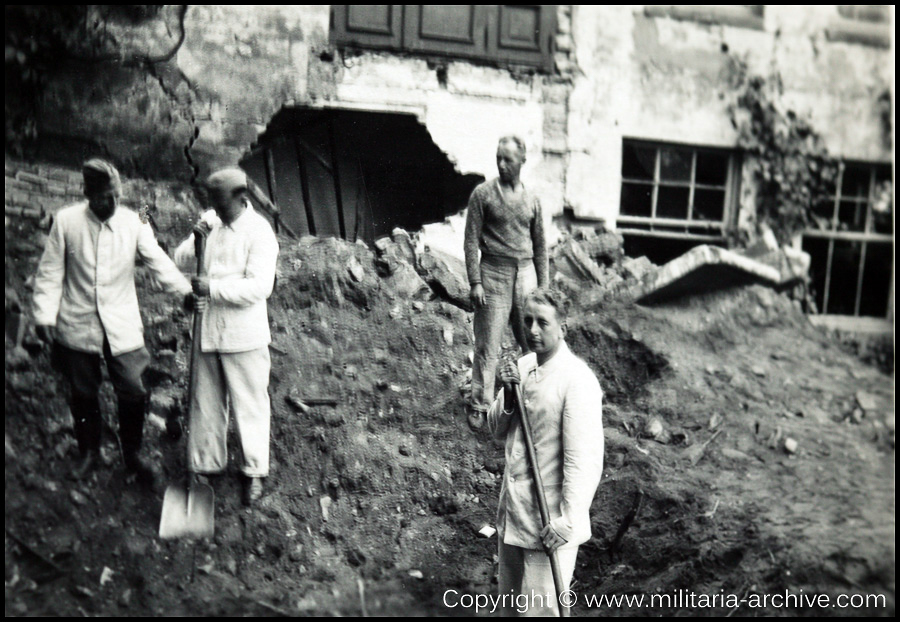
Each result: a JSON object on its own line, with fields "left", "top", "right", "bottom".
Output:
{"left": 566, "top": 5, "right": 892, "bottom": 227}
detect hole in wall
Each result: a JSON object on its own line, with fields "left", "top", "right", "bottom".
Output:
{"left": 241, "top": 108, "right": 483, "bottom": 245}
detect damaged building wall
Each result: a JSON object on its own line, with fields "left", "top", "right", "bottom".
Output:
{"left": 565, "top": 5, "right": 892, "bottom": 226}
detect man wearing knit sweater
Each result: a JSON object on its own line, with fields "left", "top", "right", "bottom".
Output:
{"left": 464, "top": 136, "right": 548, "bottom": 429}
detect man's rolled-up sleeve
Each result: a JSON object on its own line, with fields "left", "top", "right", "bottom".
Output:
{"left": 209, "top": 227, "right": 279, "bottom": 307}
{"left": 486, "top": 387, "right": 515, "bottom": 440}
{"left": 549, "top": 369, "right": 604, "bottom": 542}
{"left": 32, "top": 216, "right": 66, "bottom": 326}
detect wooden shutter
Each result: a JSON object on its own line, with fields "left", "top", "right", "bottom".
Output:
{"left": 332, "top": 5, "right": 403, "bottom": 50}
{"left": 488, "top": 5, "right": 556, "bottom": 70}
{"left": 403, "top": 5, "right": 489, "bottom": 60}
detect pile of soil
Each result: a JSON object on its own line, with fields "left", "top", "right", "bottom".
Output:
{"left": 5, "top": 208, "right": 894, "bottom": 616}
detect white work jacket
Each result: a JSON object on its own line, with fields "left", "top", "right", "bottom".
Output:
{"left": 487, "top": 341, "right": 605, "bottom": 550}
{"left": 32, "top": 202, "right": 192, "bottom": 356}
{"left": 174, "top": 205, "right": 278, "bottom": 353}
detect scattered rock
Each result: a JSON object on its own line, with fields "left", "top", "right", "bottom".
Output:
{"left": 100, "top": 567, "right": 115, "bottom": 586}
{"left": 416, "top": 249, "right": 472, "bottom": 311}
{"left": 855, "top": 391, "right": 884, "bottom": 413}
{"left": 721, "top": 448, "right": 753, "bottom": 461}
{"left": 320, "top": 496, "right": 332, "bottom": 522}
{"left": 784, "top": 438, "right": 798, "bottom": 454}
{"left": 119, "top": 588, "right": 133, "bottom": 608}
{"left": 621, "top": 256, "right": 654, "bottom": 281}
{"left": 289, "top": 544, "right": 304, "bottom": 562}
{"left": 708, "top": 413, "right": 722, "bottom": 430}
{"left": 408, "top": 569, "right": 424, "bottom": 580}
{"left": 850, "top": 408, "right": 864, "bottom": 424}
{"left": 70, "top": 490, "right": 88, "bottom": 506}
{"left": 751, "top": 365, "right": 766, "bottom": 377}
{"left": 398, "top": 443, "right": 411, "bottom": 457}
{"left": 477, "top": 525, "right": 496, "bottom": 538}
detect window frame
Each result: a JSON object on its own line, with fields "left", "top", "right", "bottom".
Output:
{"left": 801, "top": 161, "right": 893, "bottom": 318}
{"left": 617, "top": 139, "right": 741, "bottom": 243}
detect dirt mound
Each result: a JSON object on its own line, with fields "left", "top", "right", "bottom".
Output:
{"left": 5, "top": 201, "right": 895, "bottom": 617}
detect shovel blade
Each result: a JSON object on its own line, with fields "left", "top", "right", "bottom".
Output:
{"left": 159, "top": 483, "right": 215, "bottom": 540}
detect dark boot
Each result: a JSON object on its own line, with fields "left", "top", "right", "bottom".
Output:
{"left": 69, "top": 396, "right": 101, "bottom": 480}
{"left": 118, "top": 395, "right": 160, "bottom": 488}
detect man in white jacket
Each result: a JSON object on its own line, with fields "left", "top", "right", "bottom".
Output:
{"left": 488, "top": 287, "right": 604, "bottom": 616}
{"left": 32, "top": 158, "right": 193, "bottom": 485}
{"left": 174, "top": 167, "right": 279, "bottom": 506}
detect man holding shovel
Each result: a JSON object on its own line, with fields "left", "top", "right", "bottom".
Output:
{"left": 487, "top": 288, "right": 604, "bottom": 616}
{"left": 464, "top": 136, "right": 548, "bottom": 430}
{"left": 174, "top": 167, "right": 279, "bottom": 506}
{"left": 32, "top": 158, "right": 194, "bottom": 485}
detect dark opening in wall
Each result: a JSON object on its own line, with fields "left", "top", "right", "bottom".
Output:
{"left": 622, "top": 234, "right": 726, "bottom": 267}
{"left": 240, "top": 108, "right": 483, "bottom": 245}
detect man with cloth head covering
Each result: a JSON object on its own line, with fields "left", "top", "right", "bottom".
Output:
{"left": 33, "top": 158, "right": 194, "bottom": 486}
{"left": 174, "top": 167, "right": 279, "bottom": 506}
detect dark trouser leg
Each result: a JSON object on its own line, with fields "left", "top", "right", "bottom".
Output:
{"left": 103, "top": 341, "right": 155, "bottom": 482}
{"left": 54, "top": 344, "right": 103, "bottom": 455}
{"left": 53, "top": 343, "right": 104, "bottom": 480}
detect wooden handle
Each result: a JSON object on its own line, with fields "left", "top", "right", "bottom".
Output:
{"left": 511, "top": 381, "right": 570, "bottom": 617}
{"left": 186, "top": 236, "right": 206, "bottom": 447}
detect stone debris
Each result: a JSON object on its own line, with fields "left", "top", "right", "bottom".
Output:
{"left": 100, "top": 567, "right": 115, "bottom": 586}
{"left": 408, "top": 569, "right": 424, "bottom": 580}
{"left": 478, "top": 525, "right": 497, "bottom": 538}
{"left": 621, "top": 256, "right": 655, "bottom": 282}
{"left": 784, "top": 438, "right": 798, "bottom": 454}
{"left": 319, "top": 496, "right": 332, "bottom": 522}
{"left": 416, "top": 249, "right": 472, "bottom": 311}
{"left": 720, "top": 447, "right": 753, "bottom": 461}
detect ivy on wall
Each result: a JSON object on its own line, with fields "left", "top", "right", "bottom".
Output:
{"left": 725, "top": 56, "right": 839, "bottom": 244}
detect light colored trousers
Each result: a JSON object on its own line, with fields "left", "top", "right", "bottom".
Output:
{"left": 498, "top": 542, "right": 579, "bottom": 617}
{"left": 189, "top": 347, "right": 271, "bottom": 477}
{"left": 471, "top": 258, "right": 538, "bottom": 412}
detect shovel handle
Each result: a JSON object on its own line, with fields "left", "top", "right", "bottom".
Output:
{"left": 510, "top": 380, "right": 570, "bottom": 617}
{"left": 187, "top": 235, "right": 206, "bottom": 449}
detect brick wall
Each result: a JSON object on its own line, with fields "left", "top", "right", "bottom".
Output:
{"left": 5, "top": 161, "right": 86, "bottom": 220}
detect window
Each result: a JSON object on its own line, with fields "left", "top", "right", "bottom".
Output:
{"left": 618, "top": 140, "right": 740, "bottom": 242}
{"left": 802, "top": 163, "right": 892, "bottom": 318}
{"left": 331, "top": 5, "right": 556, "bottom": 71}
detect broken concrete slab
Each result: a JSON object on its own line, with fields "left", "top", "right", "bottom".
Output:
{"left": 626, "top": 245, "right": 782, "bottom": 305}
{"left": 416, "top": 248, "right": 472, "bottom": 311}
{"left": 621, "top": 256, "right": 655, "bottom": 282}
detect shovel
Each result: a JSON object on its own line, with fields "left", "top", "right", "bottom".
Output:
{"left": 159, "top": 234, "right": 215, "bottom": 540}
{"left": 508, "top": 374, "right": 570, "bottom": 617}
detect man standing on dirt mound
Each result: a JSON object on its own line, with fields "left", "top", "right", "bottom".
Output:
{"left": 488, "top": 288, "right": 604, "bottom": 616}
{"left": 174, "top": 167, "right": 279, "bottom": 507}
{"left": 32, "top": 158, "right": 194, "bottom": 486}
{"left": 465, "top": 135, "right": 548, "bottom": 431}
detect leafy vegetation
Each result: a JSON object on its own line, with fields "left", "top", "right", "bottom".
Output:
{"left": 725, "top": 56, "right": 839, "bottom": 244}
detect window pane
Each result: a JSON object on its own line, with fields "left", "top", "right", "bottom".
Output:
{"left": 693, "top": 189, "right": 726, "bottom": 222}
{"left": 811, "top": 198, "right": 836, "bottom": 230}
{"left": 657, "top": 186, "right": 689, "bottom": 219}
{"left": 826, "top": 241, "right": 863, "bottom": 316}
{"left": 803, "top": 237, "right": 830, "bottom": 313}
{"left": 622, "top": 143, "right": 655, "bottom": 180}
{"left": 620, "top": 183, "right": 653, "bottom": 217}
{"left": 841, "top": 165, "right": 870, "bottom": 200}
{"left": 871, "top": 180, "right": 892, "bottom": 234}
{"left": 859, "top": 242, "right": 892, "bottom": 317}
{"left": 695, "top": 151, "right": 728, "bottom": 186}
{"left": 659, "top": 148, "right": 691, "bottom": 182}
{"left": 837, "top": 200, "right": 866, "bottom": 232}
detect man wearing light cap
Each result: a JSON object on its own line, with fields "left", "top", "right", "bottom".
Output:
{"left": 174, "top": 167, "right": 279, "bottom": 506}
{"left": 33, "top": 158, "right": 194, "bottom": 486}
